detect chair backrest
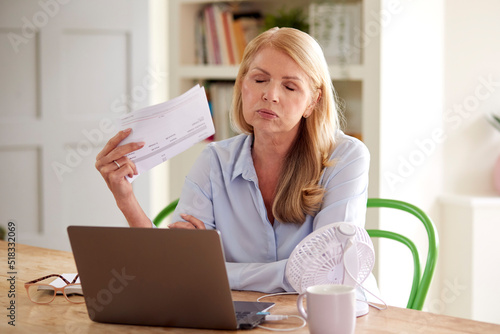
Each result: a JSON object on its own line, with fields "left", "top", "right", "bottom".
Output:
{"left": 153, "top": 198, "right": 179, "bottom": 227}
{"left": 366, "top": 198, "right": 439, "bottom": 310}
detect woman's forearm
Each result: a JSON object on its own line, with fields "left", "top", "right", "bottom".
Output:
{"left": 116, "top": 194, "right": 152, "bottom": 227}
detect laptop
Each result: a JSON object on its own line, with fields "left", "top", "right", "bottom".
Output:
{"left": 67, "top": 226, "right": 274, "bottom": 330}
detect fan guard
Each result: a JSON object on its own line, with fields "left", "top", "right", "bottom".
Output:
{"left": 286, "top": 222, "right": 375, "bottom": 294}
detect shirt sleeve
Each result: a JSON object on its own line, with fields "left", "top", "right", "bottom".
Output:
{"left": 170, "top": 147, "right": 216, "bottom": 229}
{"left": 313, "top": 136, "right": 370, "bottom": 230}
{"left": 226, "top": 261, "right": 295, "bottom": 293}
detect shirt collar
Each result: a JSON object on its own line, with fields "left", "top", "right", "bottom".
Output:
{"left": 231, "top": 134, "right": 257, "bottom": 182}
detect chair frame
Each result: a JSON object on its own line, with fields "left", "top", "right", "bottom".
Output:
{"left": 152, "top": 198, "right": 179, "bottom": 227}
{"left": 366, "top": 198, "right": 439, "bottom": 310}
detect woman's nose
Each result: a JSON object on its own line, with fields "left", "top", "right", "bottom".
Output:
{"left": 262, "top": 83, "right": 279, "bottom": 103}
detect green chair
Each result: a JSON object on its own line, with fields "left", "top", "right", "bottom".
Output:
{"left": 366, "top": 198, "right": 439, "bottom": 310}
{"left": 153, "top": 198, "right": 179, "bottom": 227}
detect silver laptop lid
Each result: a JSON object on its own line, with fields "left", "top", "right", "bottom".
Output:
{"left": 67, "top": 226, "right": 240, "bottom": 330}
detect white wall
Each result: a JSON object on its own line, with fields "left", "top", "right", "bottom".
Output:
{"left": 373, "top": 3, "right": 500, "bottom": 323}
{"left": 443, "top": 1, "right": 500, "bottom": 195}
{"left": 149, "top": 0, "right": 170, "bottom": 217}
{"left": 375, "top": 0, "right": 444, "bottom": 308}
{"left": 373, "top": 0, "right": 500, "bottom": 323}
{"left": 436, "top": 0, "right": 500, "bottom": 324}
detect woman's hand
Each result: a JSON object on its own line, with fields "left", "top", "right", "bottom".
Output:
{"left": 95, "top": 128, "right": 151, "bottom": 227}
{"left": 169, "top": 214, "right": 206, "bottom": 230}
{"left": 95, "top": 128, "right": 144, "bottom": 203}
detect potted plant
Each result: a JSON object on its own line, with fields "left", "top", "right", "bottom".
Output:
{"left": 263, "top": 6, "right": 309, "bottom": 32}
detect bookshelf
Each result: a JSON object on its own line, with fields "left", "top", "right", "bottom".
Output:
{"left": 167, "top": 0, "right": 379, "bottom": 200}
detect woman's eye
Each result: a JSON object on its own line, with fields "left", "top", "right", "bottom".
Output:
{"left": 285, "top": 86, "right": 295, "bottom": 91}
{"left": 255, "top": 79, "right": 266, "bottom": 83}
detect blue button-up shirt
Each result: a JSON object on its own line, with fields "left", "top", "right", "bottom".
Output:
{"left": 172, "top": 131, "right": 370, "bottom": 293}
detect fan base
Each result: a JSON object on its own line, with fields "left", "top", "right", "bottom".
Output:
{"left": 356, "top": 300, "right": 369, "bottom": 317}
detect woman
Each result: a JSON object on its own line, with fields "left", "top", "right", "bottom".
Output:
{"left": 96, "top": 27, "right": 370, "bottom": 293}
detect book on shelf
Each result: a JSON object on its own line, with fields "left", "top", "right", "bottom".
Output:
{"left": 232, "top": 18, "right": 247, "bottom": 63}
{"left": 195, "top": 10, "right": 208, "bottom": 65}
{"left": 207, "top": 81, "right": 237, "bottom": 141}
{"left": 196, "top": 4, "right": 262, "bottom": 65}
{"left": 309, "top": 2, "right": 362, "bottom": 66}
{"left": 222, "top": 9, "right": 237, "bottom": 65}
{"left": 203, "top": 5, "right": 219, "bottom": 65}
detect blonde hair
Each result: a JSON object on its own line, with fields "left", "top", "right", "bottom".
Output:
{"left": 231, "top": 27, "right": 342, "bottom": 224}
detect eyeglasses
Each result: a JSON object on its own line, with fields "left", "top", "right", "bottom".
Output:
{"left": 25, "top": 274, "right": 84, "bottom": 304}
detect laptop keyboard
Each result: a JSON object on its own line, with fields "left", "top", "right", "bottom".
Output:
{"left": 236, "top": 311, "right": 251, "bottom": 320}
{"left": 236, "top": 311, "right": 267, "bottom": 330}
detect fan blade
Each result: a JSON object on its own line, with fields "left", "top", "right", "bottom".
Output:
{"left": 343, "top": 240, "right": 359, "bottom": 286}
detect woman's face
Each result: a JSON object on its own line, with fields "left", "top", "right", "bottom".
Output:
{"left": 241, "top": 47, "right": 315, "bottom": 140}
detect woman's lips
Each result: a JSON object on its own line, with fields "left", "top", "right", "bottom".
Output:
{"left": 257, "top": 109, "right": 278, "bottom": 119}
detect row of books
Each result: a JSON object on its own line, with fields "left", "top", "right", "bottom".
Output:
{"left": 196, "top": 4, "right": 262, "bottom": 65}
{"left": 196, "top": 3, "right": 362, "bottom": 66}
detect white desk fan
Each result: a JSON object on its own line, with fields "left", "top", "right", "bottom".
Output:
{"left": 285, "top": 222, "right": 375, "bottom": 316}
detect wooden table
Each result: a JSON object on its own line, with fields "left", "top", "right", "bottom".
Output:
{"left": 1, "top": 240, "right": 499, "bottom": 333}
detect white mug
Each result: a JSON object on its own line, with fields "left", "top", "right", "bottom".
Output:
{"left": 297, "top": 284, "right": 356, "bottom": 334}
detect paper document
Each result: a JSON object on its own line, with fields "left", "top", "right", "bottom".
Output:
{"left": 38, "top": 273, "right": 82, "bottom": 295}
{"left": 117, "top": 85, "right": 215, "bottom": 182}
{"left": 50, "top": 273, "right": 80, "bottom": 288}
